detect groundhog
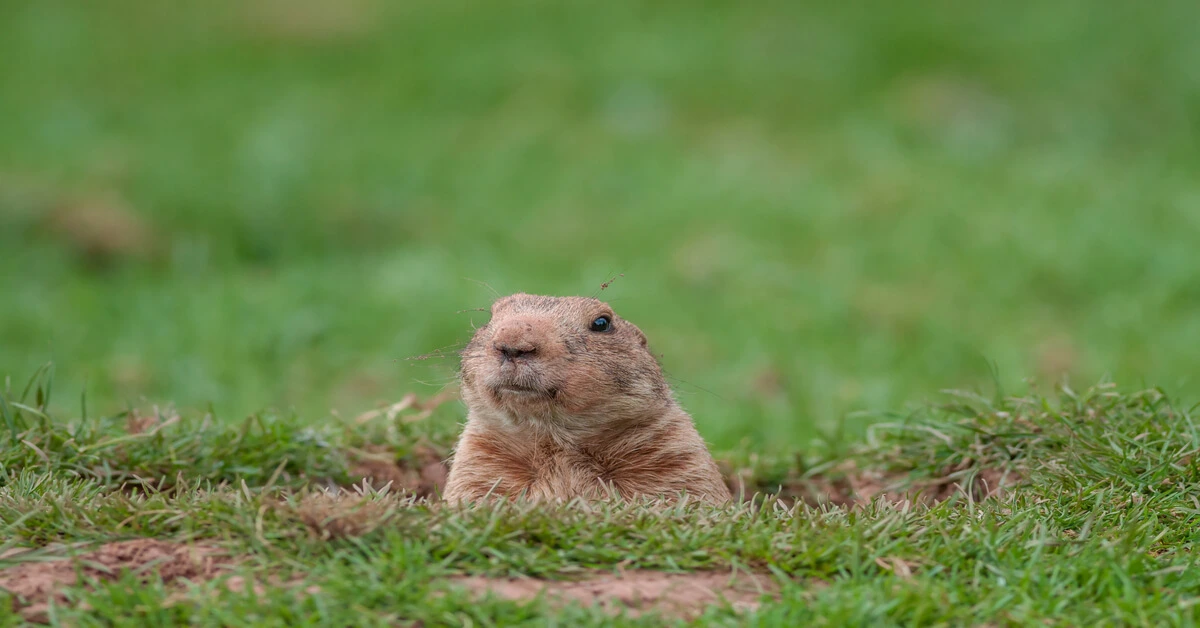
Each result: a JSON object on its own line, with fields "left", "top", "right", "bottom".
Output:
{"left": 442, "top": 293, "right": 731, "bottom": 505}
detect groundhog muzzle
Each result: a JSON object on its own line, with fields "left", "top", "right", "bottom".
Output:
{"left": 443, "top": 293, "right": 731, "bottom": 505}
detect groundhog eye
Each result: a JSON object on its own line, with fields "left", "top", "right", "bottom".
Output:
{"left": 589, "top": 316, "right": 612, "bottom": 332}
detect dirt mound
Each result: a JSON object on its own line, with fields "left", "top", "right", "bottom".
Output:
{"left": 344, "top": 392, "right": 1020, "bottom": 508}
{"left": 349, "top": 444, "right": 448, "bottom": 498}
{"left": 725, "top": 460, "right": 1018, "bottom": 508}
{"left": 347, "top": 391, "right": 456, "bottom": 498}
{"left": 43, "top": 194, "right": 157, "bottom": 268}
{"left": 281, "top": 490, "right": 408, "bottom": 540}
{"left": 447, "top": 570, "right": 779, "bottom": 619}
{"left": 0, "top": 539, "right": 228, "bottom": 622}
{"left": 349, "top": 448, "right": 1015, "bottom": 508}
{"left": 821, "top": 462, "right": 1016, "bottom": 506}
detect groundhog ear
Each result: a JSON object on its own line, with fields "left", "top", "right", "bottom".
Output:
{"left": 635, "top": 328, "right": 648, "bottom": 347}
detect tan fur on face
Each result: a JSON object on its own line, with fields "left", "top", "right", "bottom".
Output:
{"left": 443, "top": 293, "right": 731, "bottom": 505}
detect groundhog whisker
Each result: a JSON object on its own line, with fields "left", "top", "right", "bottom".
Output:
{"left": 463, "top": 278, "right": 501, "bottom": 298}
{"left": 410, "top": 377, "right": 460, "bottom": 388}
{"left": 403, "top": 342, "right": 469, "bottom": 362}
{"left": 662, "top": 372, "right": 726, "bottom": 401}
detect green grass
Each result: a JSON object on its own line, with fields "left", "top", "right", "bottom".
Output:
{"left": 2, "top": 2, "right": 1199, "bottom": 623}
{"left": 3, "top": 0, "right": 1200, "bottom": 451}
{"left": 2, "top": 371, "right": 1199, "bottom": 625}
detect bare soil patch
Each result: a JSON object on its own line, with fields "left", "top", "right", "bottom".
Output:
{"left": 0, "top": 539, "right": 229, "bottom": 622}
{"left": 447, "top": 570, "right": 779, "bottom": 619}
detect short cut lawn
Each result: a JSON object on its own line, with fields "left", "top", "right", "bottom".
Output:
{"left": 2, "top": 368, "right": 1198, "bottom": 625}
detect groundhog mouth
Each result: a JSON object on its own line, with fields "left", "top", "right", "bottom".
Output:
{"left": 492, "top": 383, "right": 556, "bottom": 400}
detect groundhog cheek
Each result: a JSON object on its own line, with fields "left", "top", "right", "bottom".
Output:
{"left": 558, "top": 369, "right": 609, "bottom": 412}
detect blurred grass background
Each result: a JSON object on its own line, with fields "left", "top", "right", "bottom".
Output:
{"left": 1, "top": 0, "right": 1198, "bottom": 452}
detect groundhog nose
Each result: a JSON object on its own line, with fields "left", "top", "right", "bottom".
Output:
{"left": 494, "top": 340, "right": 537, "bottom": 360}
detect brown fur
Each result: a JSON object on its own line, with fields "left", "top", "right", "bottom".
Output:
{"left": 443, "top": 293, "right": 731, "bottom": 505}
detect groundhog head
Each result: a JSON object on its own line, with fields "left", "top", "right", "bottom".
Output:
{"left": 458, "top": 293, "right": 669, "bottom": 426}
